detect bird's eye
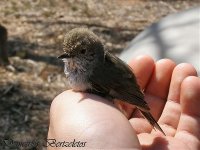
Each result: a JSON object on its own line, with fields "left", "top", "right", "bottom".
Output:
{"left": 80, "top": 49, "right": 86, "bottom": 54}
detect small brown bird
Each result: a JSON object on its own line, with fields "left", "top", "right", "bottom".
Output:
{"left": 58, "top": 28, "right": 165, "bottom": 135}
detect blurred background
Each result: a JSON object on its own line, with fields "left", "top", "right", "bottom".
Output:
{"left": 0, "top": 0, "right": 199, "bottom": 149}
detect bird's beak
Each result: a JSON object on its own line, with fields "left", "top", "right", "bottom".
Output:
{"left": 57, "top": 53, "right": 71, "bottom": 59}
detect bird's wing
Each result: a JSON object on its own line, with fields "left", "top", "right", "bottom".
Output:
{"left": 89, "top": 52, "right": 150, "bottom": 111}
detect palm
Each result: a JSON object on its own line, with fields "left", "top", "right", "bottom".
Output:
{"left": 125, "top": 56, "right": 200, "bottom": 150}
{"left": 131, "top": 92, "right": 199, "bottom": 150}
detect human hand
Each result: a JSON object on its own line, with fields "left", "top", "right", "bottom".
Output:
{"left": 127, "top": 56, "right": 200, "bottom": 150}
{"left": 48, "top": 55, "right": 200, "bottom": 149}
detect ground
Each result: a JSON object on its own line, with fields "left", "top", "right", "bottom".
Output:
{"left": 0, "top": 0, "right": 198, "bottom": 149}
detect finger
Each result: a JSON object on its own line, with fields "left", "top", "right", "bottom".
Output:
{"left": 175, "top": 76, "right": 200, "bottom": 150}
{"left": 145, "top": 59, "right": 176, "bottom": 119}
{"left": 128, "top": 55, "right": 155, "bottom": 90}
{"left": 114, "top": 100, "right": 134, "bottom": 119}
{"left": 134, "top": 59, "right": 176, "bottom": 118}
{"left": 118, "top": 55, "right": 155, "bottom": 119}
{"left": 130, "top": 59, "right": 175, "bottom": 134}
{"left": 158, "top": 64, "right": 197, "bottom": 136}
{"left": 138, "top": 133, "right": 189, "bottom": 150}
{"left": 167, "top": 64, "right": 197, "bottom": 103}
{"left": 48, "top": 90, "right": 140, "bottom": 148}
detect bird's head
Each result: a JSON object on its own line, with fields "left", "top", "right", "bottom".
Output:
{"left": 58, "top": 28, "right": 104, "bottom": 73}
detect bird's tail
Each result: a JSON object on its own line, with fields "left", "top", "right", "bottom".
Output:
{"left": 140, "top": 110, "right": 166, "bottom": 135}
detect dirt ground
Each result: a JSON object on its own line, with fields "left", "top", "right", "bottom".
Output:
{"left": 0, "top": 0, "right": 199, "bottom": 149}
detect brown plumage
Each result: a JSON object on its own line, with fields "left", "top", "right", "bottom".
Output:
{"left": 58, "top": 28, "right": 165, "bottom": 135}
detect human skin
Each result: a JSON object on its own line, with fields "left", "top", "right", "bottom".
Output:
{"left": 48, "top": 55, "right": 200, "bottom": 150}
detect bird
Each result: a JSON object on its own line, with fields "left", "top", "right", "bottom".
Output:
{"left": 58, "top": 28, "right": 165, "bottom": 135}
